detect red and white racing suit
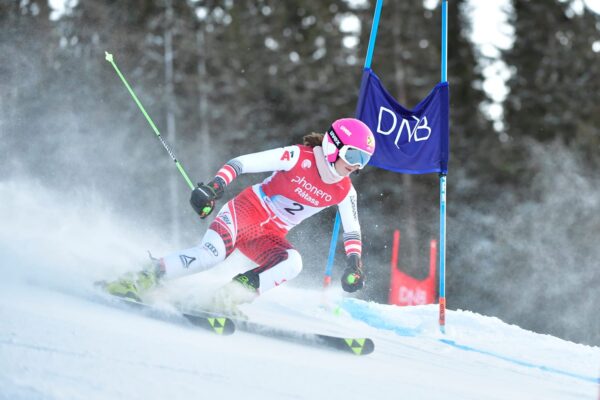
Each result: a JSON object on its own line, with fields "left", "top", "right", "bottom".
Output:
{"left": 161, "top": 145, "right": 363, "bottom": 293}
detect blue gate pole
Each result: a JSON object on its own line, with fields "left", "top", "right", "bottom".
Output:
{"left": 438, "top": 0, "right": 448, "bottom": 333}
{"left": 323, "top": 0, "right": 384, "bottom": 287}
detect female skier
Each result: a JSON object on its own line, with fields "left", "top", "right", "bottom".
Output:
{"left": 105, "top": 118, "right": 376, "bottom": 312}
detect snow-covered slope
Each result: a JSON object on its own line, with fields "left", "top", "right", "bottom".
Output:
{"left": 1, "top": 280, "right": 599, "bottom": 400}
{"left": 1, "top": 181, "right": 599, "bottom": 400}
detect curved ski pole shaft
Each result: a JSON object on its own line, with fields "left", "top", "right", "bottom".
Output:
{"left": 322, "top": 0, "right": 384, "bottom": 288}
{"left": 104, "top": 51, "right": 195, "bottom": 190}
{"left": 323, "top": 212, "right": 341, "bottom": 287}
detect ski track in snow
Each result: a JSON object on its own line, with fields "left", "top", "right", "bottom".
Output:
{"left": 1, "top": 181, "right": 599, "bottom": 399}
{"left": 1, "top": 280, "right": 599, "bottom": 400}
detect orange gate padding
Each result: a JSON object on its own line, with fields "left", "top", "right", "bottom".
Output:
{"left": 388, "top": 230, "right": 437, "bottom": 306}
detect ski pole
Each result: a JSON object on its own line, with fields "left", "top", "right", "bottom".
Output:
{"left": 104, "top": 51, "right": 195, "bottom": 190}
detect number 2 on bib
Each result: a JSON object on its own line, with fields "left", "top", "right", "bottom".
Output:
{"left": 284, "top": 202, "right": 304, "bottom": 215}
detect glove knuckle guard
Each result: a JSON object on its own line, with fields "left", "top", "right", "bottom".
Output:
{"left": 190, "top": 183, "right": 217, "bottom": 217}
{"left": 341, "top": 256, "right": 365, "bottom": 293}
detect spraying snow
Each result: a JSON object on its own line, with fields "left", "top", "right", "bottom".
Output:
{"left": 0, "top": 180, "right": 598, "bottom": 399}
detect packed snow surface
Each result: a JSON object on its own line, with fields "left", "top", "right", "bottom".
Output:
{"left": 1, "top": 180, "right": 599, "bottom": 399}
{"left": 1, "top": 279, "right": 599, "bottom": 400}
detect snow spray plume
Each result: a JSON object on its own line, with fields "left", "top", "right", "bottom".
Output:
{"left": 0, "top": 179, "right": 169, "bottom": 298}
{"left": 104, "top": 51, "right": 195, "bottom": 191}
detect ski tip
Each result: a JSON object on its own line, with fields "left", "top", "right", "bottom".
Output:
{"left": 206, "top": 317, "right": 236, "bottom": 336}
{"left": 183, "top": 312, "right": 236, "bottom": 336}
{"left": 105, "top": 51, "right": 113, "bottom": 62}
{"left": 344, "top": 337, "right": 375, "bottom": 355}
{"left": 360, "top": 338, "right": 375, "bottom": 355}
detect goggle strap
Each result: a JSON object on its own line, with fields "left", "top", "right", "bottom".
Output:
{"left": 327, "top": 127, "right": 344, "bottom": 151}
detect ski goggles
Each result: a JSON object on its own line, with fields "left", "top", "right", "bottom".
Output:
{"left": 338, "top": 145, "right": 372, "bottom": 169}
{"left": 327, "top": 126, "right": 372, "bottom": 169}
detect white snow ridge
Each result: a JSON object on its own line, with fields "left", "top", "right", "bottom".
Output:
{"left": 1, "top": 180, "right": 599, "bottom": 400}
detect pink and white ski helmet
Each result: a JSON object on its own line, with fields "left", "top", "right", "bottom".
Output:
{"left": 322, "top": 118, "right": 376, "bottom": 169}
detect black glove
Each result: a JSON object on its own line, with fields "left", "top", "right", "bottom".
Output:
{"left": 341, "top": 254, "right": 365, "bottom": 293}
{"left": 190, "top": 178, "right": 225, "bottom": 218}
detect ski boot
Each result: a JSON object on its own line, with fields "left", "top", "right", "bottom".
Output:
{"left": 102, "top": 255, "right": 164, "bottom": 302}
{"left": 210, "top": 271, "right": 259, "bottom": 317}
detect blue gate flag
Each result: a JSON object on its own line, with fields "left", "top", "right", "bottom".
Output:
{"left": 355, "top": 69, "right": 449, "bottom": 174}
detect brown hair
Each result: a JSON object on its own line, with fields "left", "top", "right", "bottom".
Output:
{"left": 303, "top": 132, "right": 324, "bottom": 148}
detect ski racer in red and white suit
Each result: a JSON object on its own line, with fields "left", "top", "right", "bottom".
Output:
{"left": 159, "top": 118, "right": 376, "bottom": 309}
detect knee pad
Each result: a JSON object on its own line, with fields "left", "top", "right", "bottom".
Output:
{"left": 285, "top": 249, "right": 303, "bottom": 278}
{"left": 255, "top": 249, "right": 302, "bottom": 293}
{"left": 161, "top": 229, "right": 227, "bottom": 279}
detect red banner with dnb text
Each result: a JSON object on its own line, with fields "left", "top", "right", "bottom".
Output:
{"left": 389, "top": 233, "right": 438, "bottom": 306}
